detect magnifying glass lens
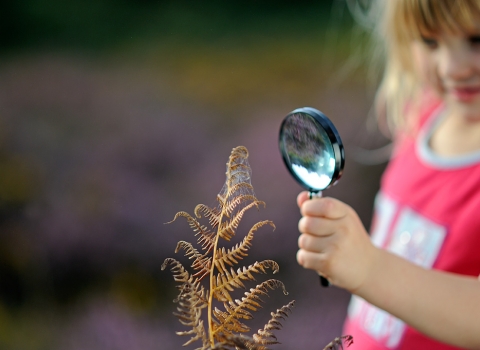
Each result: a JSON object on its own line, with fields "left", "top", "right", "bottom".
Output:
{"left": 282, "top": 113, "right": 335, "bottom": 190}
{"left": 280, "top": 109, "right": 343, "bottom": 193}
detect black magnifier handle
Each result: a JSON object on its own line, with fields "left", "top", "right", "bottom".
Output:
{"left": 320, "top": 276, "right": 330, "bottom": 287}
{"left": 309, "top": 191, "right": 330, "bottom": 287}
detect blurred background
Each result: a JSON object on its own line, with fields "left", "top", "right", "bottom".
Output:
{"left": 0, "top": 1, "right": 390, "bottom": 349}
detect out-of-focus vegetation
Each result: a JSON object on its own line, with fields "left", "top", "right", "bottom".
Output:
{"left": 2, "top": 1, "right": 348, "bottom": 50}
{"left": 0, "top": 1, "right": 387, "bottom": 349}
{"left": 2, "top": 0, "right": 369, "bottom": 115}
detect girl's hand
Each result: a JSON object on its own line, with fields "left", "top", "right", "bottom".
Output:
{"left": 296, "top": 191, "right": 379, "bottom": 292}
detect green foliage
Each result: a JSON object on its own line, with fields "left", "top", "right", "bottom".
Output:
{"left": 0, "top": 1, "right": 350, "bottom": 52}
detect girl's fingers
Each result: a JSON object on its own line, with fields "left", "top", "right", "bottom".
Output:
{"left": 298, "top": 216, "right": 335, "bottom": 237}
{"left": 301, "top": 196, "right": 348, "bottom": 219}
{"left": 298, "top": 232, "right": 335, "bottom": 253}
{"left": 297, "top": 191, "right": 310, "bottom": 208}
{"left": 296, "top": 248, "right": 328, "bottom": 273}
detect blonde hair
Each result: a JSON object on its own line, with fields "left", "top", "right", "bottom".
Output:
{"left": 371, "top": 0, "right": 480, "bottom": 134}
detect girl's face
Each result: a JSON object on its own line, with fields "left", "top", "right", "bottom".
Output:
{"left": 412, "top": 29, "right": 480, "bottom": 120}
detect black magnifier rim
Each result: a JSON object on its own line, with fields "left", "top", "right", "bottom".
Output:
{"left": 279, "top": 107, "right": 345, "bottom": 193}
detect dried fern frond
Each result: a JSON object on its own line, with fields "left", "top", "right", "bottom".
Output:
{"left": 175, "top": 241, "right": 212, "bottom": 281}
{"left": 168, "top": 211, "right": 215, "bottom": 244}
{"left": 161, "top": 258, "right": 190, "bottom": 284}
{"left": 173, "top": 280, "right": 208, "bottom": 348}
{"left": 253, "top": 300, "right": 295, "bottom": 346}
{"left": 212, "top": 334, "right": 265, "bottom": 350}
{"left": 164, "top": 146, "right": 352, "bottom": 349}
{"left": 211, "top": 262, "right": 281, "bottom": 302}
{"left": 323, "top": 335, "right": 354, "bottom": 350}
{"left": 214, "top": 220, "right": 275, "bottom": 275}
{"left": 164, "top": 146, "right": 295, "bottom": 349}
{"left": 211, "top": 279, "right": 289, "bottom": 343}
{"left": 211, "top": 301, "right": 297, "bottom": 350}
{"left": 217, "top": 200, "right": 264, "bottom": 241}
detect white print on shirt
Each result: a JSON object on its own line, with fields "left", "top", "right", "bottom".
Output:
{"left": 348, "top": 193, "right": 447, "bottom": 348}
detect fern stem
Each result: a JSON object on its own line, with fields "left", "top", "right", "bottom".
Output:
{"left": 208, "top": 209, "right": 224, "bottom": 347}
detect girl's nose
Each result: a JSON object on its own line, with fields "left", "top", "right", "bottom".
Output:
{"left": 439, "top": 45, "right": 473, "bottom": 81}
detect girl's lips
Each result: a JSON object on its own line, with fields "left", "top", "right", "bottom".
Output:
{"left": 451, "top": 86, "right": 480, "bottom": 102}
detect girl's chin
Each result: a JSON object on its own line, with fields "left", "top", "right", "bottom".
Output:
{"left": 445, "top": 96, "right": 480, "bottom": 118}
{"left": 449, "top": 105, "right": 480, "bottom": 122}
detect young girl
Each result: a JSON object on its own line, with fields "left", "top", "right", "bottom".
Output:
{"left": 296, "top": 1, "right": 480, "bottom": 349}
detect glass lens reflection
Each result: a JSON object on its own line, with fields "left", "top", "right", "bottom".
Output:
{"left": 282, "top": 112, "right": 335, "bottom": 191}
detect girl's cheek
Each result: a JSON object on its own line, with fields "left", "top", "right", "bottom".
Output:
{"left": 411, "top": 42, "right": 432, "bottom": 84}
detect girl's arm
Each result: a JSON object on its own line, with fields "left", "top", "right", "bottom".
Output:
{"left": 296, "top": 192, "right": 480, "bottom": 349}
{"left": 358, "top": 247, "right": 480, "bottom": 348}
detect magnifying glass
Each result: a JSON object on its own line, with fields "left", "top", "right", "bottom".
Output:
{"left": 279, "top": 107, "right": 345, "bottom": 287}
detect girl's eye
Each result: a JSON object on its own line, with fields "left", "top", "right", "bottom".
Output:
{"left": 421, "top": 36, "right": 438, "bottom": 49}
{"left": 468, "top": 35, "right": 480, "bottom": 45}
